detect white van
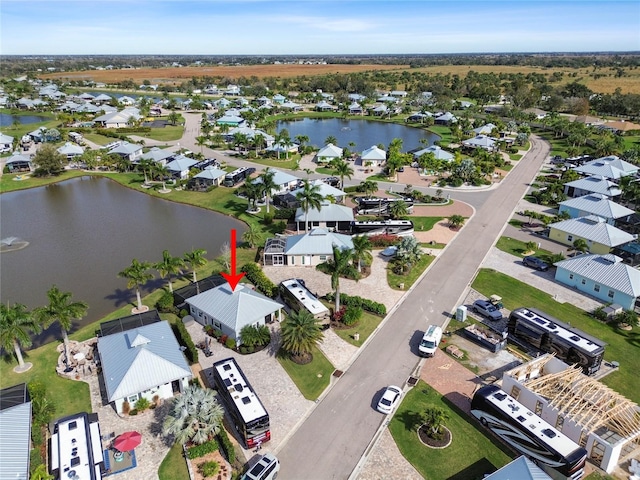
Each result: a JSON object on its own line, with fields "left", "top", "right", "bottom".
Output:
{"left": 418, "top": 325, "right": 442, "bottom": 357}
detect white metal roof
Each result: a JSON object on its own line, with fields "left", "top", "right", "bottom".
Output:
{"left": 549, "top": 215, "right": 637, "bottom": 247}
{"left": 555, "top": 254, "right": 640, "bottom": 297}
{"left": 186, "top": 284, "right": 282, "bottom": 334}
{"left": 564, "top": 176, "right": 622, "bottom": 197}
{"left": 97, "top": 320, "right": 192, "bottom": 402}
{"left": 361, "top": 145, "right": 386, "bottom": 161}
{"left": 285, "top": 228, "right": 354, "bottom": 255}
{"left": 316, "top": 143, "right": 343, "bottom": 158}
{"left": 573, "top": 155, "right": 638, "bottom": 180}
{"left": 0, "top": 385, "right": 31, "bottom": 480}
{"left": 295, "top": 202, "right": 354, "bottom": 223}
{"left": 291, "top": 179, "right": 345, "bottom": 199}
{"left": 558, "top": 194, "right": 634, "bottom": 220}
{"left": 412, "top": 145, "right": 454, "bottom": 160}
{"left": 485, "top": 456, "right": 552, "bottom": 480}
{"left": 194, "top": 166, "right": 226, "bottom": 180}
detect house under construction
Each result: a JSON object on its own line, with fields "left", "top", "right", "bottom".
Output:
{"left": 500, "top": 354, "right": 640, "bottom": 474}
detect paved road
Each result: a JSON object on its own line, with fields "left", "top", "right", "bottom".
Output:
{"left": 275, "top": 135, "right": 551, "bottom": 480}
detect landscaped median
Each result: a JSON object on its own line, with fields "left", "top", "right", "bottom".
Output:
{"left": 277, "top": 345, "right": 335, "bottom": 401}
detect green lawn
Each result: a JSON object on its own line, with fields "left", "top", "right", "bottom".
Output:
{"left": 277, "top": 346, "right": 334, "bottom": 400}
{"left": 246, "top": 156, "right": 300, "bottom": 170}
{"left": 389, "top": 381, "right": 512, "bottom": 479}
{"left": 472, "top": 269, "right": 640, "bottom": 403}
{"left": 427, "top": 125, "right": 453, "bottom": 146}
{"left": 83, "top": 133, "right": 121, "bottom": 146}
{"left": 315, "top": 166, "right": 334, "bottom": 175}
{"left": 331, "top": 311, "right": 383, "bottom": 347}
{"left": 141, "top": 125, "right": 184, "bottom": 141}
{"left": 158, "top": 442, "right": 190, "bottom": 480}
{"left": 410, "top": 216, "right": 444, "bottom": 232}
{"left": 387, "top": 253, "right": 434, "bottom": 290}
{"left": 495, "top": 236, "right": 555, "bottom": 263}
{"left": 0, "top": 169, "right": 89, "bottom": 193}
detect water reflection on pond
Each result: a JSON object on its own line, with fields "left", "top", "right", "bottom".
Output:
{"left": 0, "top": 176, "right": 246, "bottom": 345}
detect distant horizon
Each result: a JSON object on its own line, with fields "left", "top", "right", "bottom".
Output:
{"left": 2, "top": 1, "right": 639, "bottom": 56}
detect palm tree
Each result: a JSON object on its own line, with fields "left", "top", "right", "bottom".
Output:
{"left": 154, "top": 250, "right": 184, "bottom": 293}
{"left": 295, "top": 134, "right": 309, "bottom": 152}
{"left": 280, "top": 309, "right": 323, "bottom": 361}
{"left": 239, "top": 324, "right": 271, "bottom": 348}
{"left": 34, "top": 286, "right": 88, "bottom": 363}
{"left": 242, "top": 224, "right": 263, "bottom": 248}
{"left": 448, "top": 214, "right": 465, "bottom": 230}
{"left": 360, "top": 180, "right": 378, "bottom": 198}
{"left": 167, "top": 110, "right": 180, "bottom": 126}
{"left": 388, "top": 200, "right": 409, "bottom": 219}
{"left": 422, "top": 406, "right": 450, "bottom": 437}
{"left": 0, "top": 302, "right": 40, "bottom": 370}
{"left": 240, "top": 180, "right": 263, "bottom": 212}
{"left": 118, "top": 259, "right": 154, "bottom": 311}
{"left": 137, "top": 158, "right": 155, "bottom": 184}
{"left": 163, "top": 385, "right": 224, "bottom": 445}
{"left": 183, "top": 248, "right": 208, "bottom": 284}
{"left": 325, "top": 135, "right": 338, "bottom": 146}
{"left": 295, "top": 179, "right": 323, "bottom": 232}
{"left": 195, "top": 135, "right": 208, "bottom": 155}
{"left": 258, "top": 168, "right": 277, "bottom": 213}
{"left": 326, "top": 245, "right": 354, "bottom": 312}
{"left": 331, "top": 159, "right": 354, "bottom": 191}
{"left": 351, "top": 236, "right": 373, "bottom": 273}
{"left": 573, "top": 238, "right": 589, "bottom": 254}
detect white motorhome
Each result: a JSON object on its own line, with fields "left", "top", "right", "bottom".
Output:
{"left": 418, "top": 325, "right": 442, "bottom": 357}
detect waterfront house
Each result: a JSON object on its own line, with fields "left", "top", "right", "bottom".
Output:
{"left": 360, "top": 145, "right": 386, "bottom": 167}
{"left": 412, "top": 145, "right": 454, "bottom": 162}
{"left": 109, "top": 141, "right": 143, "bottom": 162}
{"left": 140, "top": 146, "right": 174, "bottom": 166}
{"left": 191, "top": 166, "right": 227, "bottom": 189}
{"left": 462, "top": 134, "right": 498, "bottom": 151}
{"left": 315, "top": 143, "right": 343, "bottom": 164}
{"left": 263, "top": 227, "right": 354, "bottom": 267}
{"left": 166, "top": 155, "right": 198, "bottom": 180}
{"left": 4, "top": 153, "right": 32, "bottom": 172}
{"left": 0, "top": 383, "right": 31, "bottom": 480}
{"left": 295, "top": 201, "right": 354, "bottom": 232}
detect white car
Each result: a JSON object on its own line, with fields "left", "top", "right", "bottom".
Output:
{"left": 377, "top": 385, "right": 402, "bottom": 414}
{"left": 241, "top": 453, "right": 280, "bottom": 480}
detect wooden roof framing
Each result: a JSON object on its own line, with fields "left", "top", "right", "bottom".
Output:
{"left": 522, "top": 365, "right": 640, "bottom": 438}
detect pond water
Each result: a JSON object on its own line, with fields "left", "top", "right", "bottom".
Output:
{"left": 0, "top": 176, "right": 246, "bottom": 346}
{"left": 0, "top": 113, "right": 51, "bottom": 127}
{"left": 277, "top": 118, "right": 439, "bottom": 152}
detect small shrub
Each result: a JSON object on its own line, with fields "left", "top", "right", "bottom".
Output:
{"left": 217, "top": 429, "right": 235, "bottom": 463}
{"left": 129, "top": 409, "right": 138, "bottom": 416}
{"left": 225, "top": 337, "right": 236, "bottom": 349}
{"left": 240, "top": 262, "right": 277, "bottom": 297}
{"left": 368, "top": 234, "right": 400, "bottom": 248}
{"left": 156, "top": 290, "right": 176, "bottom": 313}
{"left": 274, "top": 221, "right": 287, "bottom": 234}
{"left": 342, "top": 306, "right": 363, "bottom": 326}
{"left": 198, "top": 461, "right": 220, "bottom": 478}
{"left": 274, "top": 207, "right": 295, "bottom": 219}
{"left": 135, "top": 397, "right": 150, "bottom": 412}
{"left": 219, "top": 334, "right": 228, "bottom": 344}
{"left": 592, "top": 306, "right": 608, "bottom": 322}
{"left": 187, "top": 439, "right": 219, "bottom": 459}
{"left": 122, "top": 401, "right": 131, "bottom": 415}
{"left": 180, "top": 308, "right": 189, "bottom": 318}
{"left": 204, "top": 324, "right": 214, "bottom": 336}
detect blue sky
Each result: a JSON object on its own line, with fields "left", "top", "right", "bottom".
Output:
{"left": 2, "top": 1, "right": 639, "bottom": 55}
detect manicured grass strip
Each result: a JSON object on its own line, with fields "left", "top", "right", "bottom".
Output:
{"left": 277, "top": 346, "right": 334, "bottom": 401}
{"left": 332, "top": 311, "right": 383, "bottom": 347}
{"left": 158, "top": 442, "right": 190, "bottom": 480}
{"left": 410, "top": 216, "right": 443, "bottom": 232}
{"left": 472, "top": 268, "right": 640, "bottom": 403}
{"left": 389, "top": 381, "right": 511, "bottom": 479}
{"left": 142, "top": 125, "right": 184, "bottom": 141}
{"left": 244, "top": 156, "right": 300, "bottom": 170}
{"left": 315, "top": 167, "right": 334, "bottom": 175}
{"left": 387, "top": 253, "right": 434, "bottom": 291}
{"left": 495, "top": 236, "right": 554, "bottom": 262}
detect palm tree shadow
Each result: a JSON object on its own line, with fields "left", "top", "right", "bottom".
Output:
{"left": 104, "top": 288, "right": 135, "bottom": 308}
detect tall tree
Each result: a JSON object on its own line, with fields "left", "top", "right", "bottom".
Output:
{"left": 295, "top": 179, "right": 323, "bottom": 232}
{"left": 331, "top": 159, "right": 354, "bottom": 191}
{"left": 280, "top": 309, "right": 323, "bottom": 361}
{"left": 183, "top": 248, "right": 207, "bottom": 284}
{"left": 154, "top": 250, "right": 184, "bottom": 293}
{"left": 163, "top": 385, "right": 224, "bottom": 445}
{"left": 0, "top": 302, "right": 40, "bottom": 370}
{"left": 34, "top": 286, "right": 88, "bottom": 363}
{"left": 118, "top": 259, "right": 154, "bottom": 311}
{"left": 258, "top": 167, "right": 277, "bottom": 213}
{"left": 351, "top": 235, "right": 373, "bottom": 273}
{"left": 388, "top": 200, "right": 409, "bottom": 219}
{"left": 325, "top": 135, "right": 338, "bottom": 146}
{"left": 32, "top": 143, "right": 65, "bottom": 177}
{"left": 242, "top": 224, "right": 263, "bottom": 248}
{"left": 326, "top": 245, "right": 354, "bottom": 312}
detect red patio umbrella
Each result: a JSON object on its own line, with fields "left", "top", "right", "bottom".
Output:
{"left": 113, "top": 431, "right": 142, "bottom": 452}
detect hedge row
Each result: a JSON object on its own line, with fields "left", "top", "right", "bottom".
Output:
{"left": 187, "top": 439, "right": 218, "bottom": 459}
{"left": 217, "top": 428, "right": 235, "bottom": 463}
{"left": 326, "top": 292, "right": 386, "bottom": 316}
{"left": 240, "top": 263, "right": 277, "bottom": 298}
{"left": 172, "top": 320, "right": 198, "bottom": 364}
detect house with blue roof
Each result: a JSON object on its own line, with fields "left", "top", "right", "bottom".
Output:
{"left": 4, "top": 153, "right": 32, "bottom": 172}
{"left": 263, "top": 227, "right": 354, "bottom": 267}
{"left": 462, "top": 134, "right": 498, "bottom": 151}
{"left": 140, "top": 146, "right": 174, "bottom": 166}
{"left": 253, "top": 169, "right": 300, "bottom": 194}
{"left": 166, "top": 155, "right": 198, "bottom": 179}
{"left": 216, "top": 114, "right": 244, "bottom": 127}
{"left": 554, "top": 254, "right": 640, "bottom": 311}
{"left": 94, "top": 107, "right": 141, "bottom": 128}
{"left": 412, "top": 145, "right": 454, "bottom": 162}
{"left": 191, "top": 166, "right": 227, "bottom": 189}
{"left": 109, "top": 141, "right": 143, "bottom": 162}
{"left": 558, "top": 194, "right": 635, "bottom": 226}
{"left": 563, "top": 176, "right": 622, "bottom": 199}
{"left": 185, "top": 284, "right": 282, "bottom": 344}
{"left": 97, "top": 319, "right": 192, "bottom": 414}
{"left": 548, "top": 215, "right": 637, "bottom": 254}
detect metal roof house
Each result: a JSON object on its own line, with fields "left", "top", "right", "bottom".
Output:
{"left": 140, "top": 146, "right": 174, "bottom": 166}
{"left": 264, "top": 228, "right": 354, "bottom": 267}
{"left": 554, "top": 253, "right": 640, "bottom": 311}
{"left": 96, "top": 317, "right": 192, "bottom": 414}
{"left": 484, "top": 456, "right": 551, "bottom": 480}
{"left": 472, "top": 123, "right": 497, "bottom": 135}
{"left": 412, "top": 145, "right": 454, "bottom": 162}
{"left": 166, "top": 155, "right": 198, "bottom": 179}
{"left": 434, "top": 111, "right": 457, "bottom": 125}
{"left": 295, "top": 201, "right": 354, "bottom": 232}
{"left": 253, "top": 169, "right": 300, "bottom": 194}
{"left": 4, "top": 153, "right": 33, "bottom": 172}
{"left": 108, "top": 141, "right": 143, "bottom": 162}
{"left": 191, "top": 166, "right": 227, "bottom": 189}
{"left": 57, "top": 142, "right": 84, "bottom": 160}
{"left": 0, "top": 383, "right": 31, "bottom": 480}
{"left": 360, "top": 145, "right": 386, "bottom": 166}
{"left": 291, "top": 179, "right": 346, "bottom": 202}
{"left": 548, "top": 215, "right": 637, "bottom": 254}
{"left": 572, "top": 155, "right": 639, "bottom": 181}
{"left": 93, "top": 108, "right": 141, "bottom": 128}
{"left": 185, "top": 284, "right": 282, "bottom": 345}
{"left": 558, "top": 193, "right": 635, "bottom": 225}
{"left": 563, "top": 176, "right": 622, "bottom": 199}
{"left": 0, "top": 132, "right": 14, "bottom": 152}
{"left": 315, "top": 143, "right": 343, "bottom": 164}
{"left": 462, "top": 134, "right": 498, "bottom": 151}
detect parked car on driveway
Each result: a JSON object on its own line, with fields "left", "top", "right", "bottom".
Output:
{"left": 523, "top": 255, "right": 549, "bottom": 271}
{"left": 377, "top": 385, "right": 402, "bottom": 414}
{"left": 472, "top": 299, "right": 503, "bottom": 321}
{"left": 241, "top": 453, "right": 280, "bottom": 480}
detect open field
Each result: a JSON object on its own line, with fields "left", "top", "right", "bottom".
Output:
{"left": 40, "top": 63, "right": 409, "bottom": 84}
{"left": 39, "top": 63, "right": 640, "bottom": 94}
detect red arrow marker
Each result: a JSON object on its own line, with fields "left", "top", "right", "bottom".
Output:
{"left": 221, "top": 229, "right": 245, "bottom": 292}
